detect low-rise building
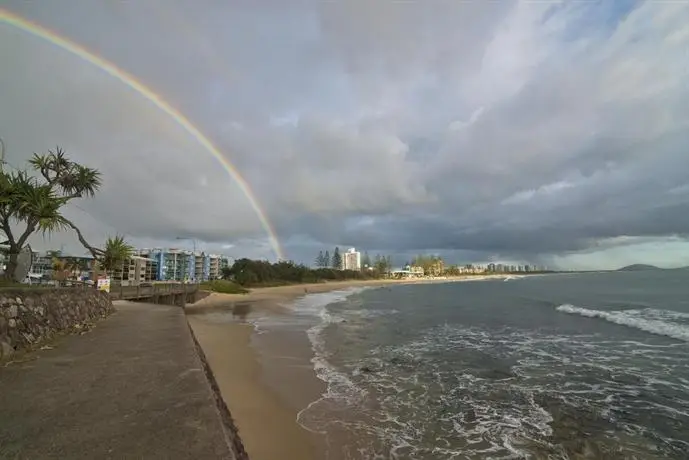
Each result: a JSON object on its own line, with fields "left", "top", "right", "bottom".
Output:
{"left": 30, "top": 251, "right": 53, "bottom": 278}
{"left": 408, "top": 265, "right": 425, "bottom": 276}
{"left": 30, "top": 251, "right": 95, "bottom": 281}
{"left": 117, "top": 255, "right": 156, "bottom": 285}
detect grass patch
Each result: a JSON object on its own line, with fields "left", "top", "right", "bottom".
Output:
{"left": 200, "top": 280, "right": 249, "bottom": 294}
{"left": 0, "top": 280, "right": 50, "bottom": 290}
{"left": 0, "top": 280, "right": 21, "bottom": 288}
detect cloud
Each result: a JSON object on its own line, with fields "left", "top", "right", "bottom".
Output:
{"left": 2, "top": 0, "right": 689, "bottom": 268}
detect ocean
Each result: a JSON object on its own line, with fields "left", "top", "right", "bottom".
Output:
{"left": 284, "top": 271, "right": 689, "bottom": 459}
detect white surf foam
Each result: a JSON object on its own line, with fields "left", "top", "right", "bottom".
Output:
{"left": 294, "top": 287, "right": 372, "bottom": 433}
{"left": 556, "top": 304, "right": 689, "bottom": 342}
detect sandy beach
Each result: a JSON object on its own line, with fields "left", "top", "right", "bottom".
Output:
{"left": 185, "top": 276, "right": 510, "bottom": 459}
{"left": 186, "top": 314, "right": 321, "bottom": 459}
{"left": 186, "top": 280, "right": 401, "bottom": 459}
{"left": 188, "top": 278, "right": 413, "bottom": 309}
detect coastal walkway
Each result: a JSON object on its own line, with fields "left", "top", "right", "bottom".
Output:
{"left": 109, "top": 282, "right": 199, "bottom": 306}
{"left": 0, "top": 301, "right": 243, "bottom": 459}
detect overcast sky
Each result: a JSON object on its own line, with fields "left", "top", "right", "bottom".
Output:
{"left": 2, "top": 1, "right": 689, "bottom": 270}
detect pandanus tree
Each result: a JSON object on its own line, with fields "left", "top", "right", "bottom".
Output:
{"left": 0, "top": 147, "right": 102, "bottom": 281}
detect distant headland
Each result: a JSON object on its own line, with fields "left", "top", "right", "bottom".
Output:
{"left": 616, "top": 264, "right": 689, "bottom": 272}
{"left": 617, "top": 264, "right": 662, "bottom": 272}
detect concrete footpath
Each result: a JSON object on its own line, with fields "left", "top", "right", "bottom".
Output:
{"left": 0, "top": 302, "right": 239, "bottom": 459}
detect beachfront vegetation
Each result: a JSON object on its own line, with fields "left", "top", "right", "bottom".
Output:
{"left": 362, "top": 251, "right": 371, "bottom": 268}
{"left": 0, "top": 279, "right": 21, "bottom": 288}
{"left": 409, "top": 254, "right": 445, "bottom": 276}
{"left": 372, "top": 254, "right": 393, "bottom": 273}
{"left": 99, "top": 235, "right": 134, "bottom": 275}
{"left": 51, "top": 257, "right": 75, "bottom": 283}
{"left": 314, "top": 248, "right": 392, "bottom": 272}
{"left": 200, "top": 279, "right": 249, "bottom": 294}
{"left": 0, "top": 147, "right": 102, "bottom": 281}
{"left": 315, "top": 250, "right": 327, "bottom": 268}
{"left": 221, "top": 257, "right": 380, "bottom": 287}
{"left": 331, "top": 246, "right": 342, "bottom": 269}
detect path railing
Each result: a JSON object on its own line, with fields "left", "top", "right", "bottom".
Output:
{"left": 109, "top": 282, "right": 199, "bottom": 301}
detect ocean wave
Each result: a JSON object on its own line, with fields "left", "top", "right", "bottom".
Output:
{"left": 556, "top": 304, "right": 689, "bottom": 342}
{"left": 291, "top": 282, "right": 689, "bottom": 459}
{"left": 290, "top": 286, "right": 371, "bottom": 316}
{"left": 295, "top": 288, "right": 372, "bottom": 436}
{"left": 369, "top": 323, "right": 689, "bottom": 458}
{"left": 295, "top": 306, "right": 689, "bottom": 459}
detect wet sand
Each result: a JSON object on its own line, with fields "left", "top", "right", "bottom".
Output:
{"left": 185, "top": 276, "right": 512, "bottom": 459}
{"left": 185, "top": 284, "right": 357, "bottom": 460}
{"left": 186, "top": 313, "right": 323, "bottom": 460}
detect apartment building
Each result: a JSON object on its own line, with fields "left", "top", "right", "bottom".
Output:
{"left": 30, "top": 251, "right": 95, "bottom": 280}
{"left": 220, "top": 257, "right": 231, "bottom": 271}
{"left": 30, "top": 252, "right": 53, "bottom": 278}
{"left": 342, "top": 248, "right": 361, "bottom": 271}
{"left": 193, "top": 252, "right": 225, "bottom": 281}
{"left": 117, "top": 255, "right": 156, "bottom": 285}
{"left": 137, "top": 248, "right": 232, "bottom": 282}
{"left": 209, "top": 254, "right": 222, "bottom": 279}
{"left": 138, "top": 248, "right": 193, "bottom": 281}
{"left": 194, "top": 253, "right": 205, "bottom": 281}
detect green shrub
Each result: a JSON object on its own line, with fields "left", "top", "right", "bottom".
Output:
{"left": 200, "top": 280, "right": 249, "bottom": 294}
{"left": 224, "top": 258, "right": 381, "bottom": 287}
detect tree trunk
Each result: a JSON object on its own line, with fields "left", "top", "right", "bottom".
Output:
{"left": 3, "top": 249, "right": 19, "bottom": 281}
{"left": 62, "top": 218, "right": 103, "bottom": 260}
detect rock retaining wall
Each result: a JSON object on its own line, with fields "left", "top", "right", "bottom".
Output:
{"left": 0, "top": 288, "right": 114, "bottom": 360}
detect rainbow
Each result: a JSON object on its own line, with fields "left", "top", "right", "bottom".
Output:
{"left": 0, "top": 7, "right": 284, "bottom": 261}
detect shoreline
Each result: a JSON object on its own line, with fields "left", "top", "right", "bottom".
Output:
{"left": 185, "top": 274, "right": 518, "bottom": 459}
{"left": 189, "top": 274, "right": 518, "bottom": 310}
{"left": 187, "top": 312, "right": 324, "bottom": 459}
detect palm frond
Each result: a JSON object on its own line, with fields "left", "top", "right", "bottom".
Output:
{"left": 100, "top": 235, "right": 135, "bottom": 272}
{"left": 29, "top": 147, "right": 102, "bottom": 197}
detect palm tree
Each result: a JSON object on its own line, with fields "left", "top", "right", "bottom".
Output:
{"left": 0, "top": 147, "right": 101, "bottom": 280}
{"left": 99, "top": 235, "right": 134, "bottom": 277}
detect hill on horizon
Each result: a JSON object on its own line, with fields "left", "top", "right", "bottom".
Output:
{"left": 617, "top": 264, "right": 662, "bottom": 272}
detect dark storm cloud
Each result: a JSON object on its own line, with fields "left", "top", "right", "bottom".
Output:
{"left": 2, "top": 0, "right": 689, "bottom": 267}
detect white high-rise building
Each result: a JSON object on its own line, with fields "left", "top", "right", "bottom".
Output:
{"left": 342, "top": 247, "right": 361, "bottom": 271}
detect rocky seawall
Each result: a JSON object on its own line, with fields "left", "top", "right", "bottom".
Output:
{"left": 0, "top": 288, "right": 113, "bottom": 360}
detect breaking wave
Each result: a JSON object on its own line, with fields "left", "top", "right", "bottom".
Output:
{"left": 292, "top": 288, "right": 373, "bottom": 432}
{"left": 286, "top": 282, "right": 689, "bottom": 459}
{"left": 556, "top": 304, "right": 689, "bottom": 342}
